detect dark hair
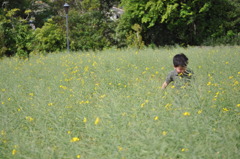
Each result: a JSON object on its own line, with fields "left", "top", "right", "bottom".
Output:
{"left": 173, "top": 53, "right": 188, "bottom": 67}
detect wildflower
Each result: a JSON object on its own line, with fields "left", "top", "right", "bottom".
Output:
{"left": 222, "top": 108, "right": 229, "bottom": 112}
{"left": 59, "top": 85, "right": 67, "bottom": 89}
{"left": 1, "top": 130, "right": 6, "bottom": 135}
{"left": 197, "top": 110, "right": 203, "bottom": 114}
{"left": 171, "top": 85, "right": 175, "bottom": 88}
{"left": 70, "top": 137, "right": 80, "bottom": 142}
{"left": 67, "top": 131, "right": 71, "bottom": 134}
{"left": 83, "top": 117, "right": 87, "bottom": 123}
{"left": 207, "top": 82, "right": 211, "bottom": 86}
{"left": 154, "top": 116, "right": 158, "bottom": 120}
{"left": 233, "top": 80, "right": 239, "bottom": 85}
{"left": 95, "top": 117, "right": 100, "bottom": 125}
{"left": 225, "top": 62, "right": 229, "bottom": 64}
{"left": 26, "top": 116, "right": 34, "bottom": 122}
{"left": 162, "top": 131, "right": 167, "bottom": 136}
{"left": 229, "top": 76, "right": 234, "bottom": 79}
{"left": 77, "top": 154, "right": 81, "bottom": 158}
{"left": 12, "top": 149, "right": 17, "bottom": 155}
{"left": 48, "top": 103, "right": 53, "bottom": 106}
{"left": 99, "top": 94, "right": 106, "bottom": 99}
{"left": 29, "top": 93, "right": 34, "bottom": 96}
{"left": 183, "top": 112, "right": 190, "bottom": 116}
{"left": 237, "top": 104, "right": 240, "bottom": 107}
{"left": 118, "top": 146, "right": 123, "bottom": 151}
{"left": 181, "top": 148, "right": 189, "bottom": 152}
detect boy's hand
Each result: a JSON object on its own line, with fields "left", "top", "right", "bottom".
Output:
{"left": 161, "top": 81, "right": 168, "bottom": 89}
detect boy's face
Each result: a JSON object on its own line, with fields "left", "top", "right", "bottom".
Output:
{"left": 174, "top": 66, "right": 187, "bottom": 74}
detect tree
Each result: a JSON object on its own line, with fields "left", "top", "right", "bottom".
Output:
{"left": 118, "top": 0, "right": 240, "bottom": 46}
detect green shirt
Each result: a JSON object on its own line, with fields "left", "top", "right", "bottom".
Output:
{"left": 165, "top": 68, "right": 194, "bottom": 87}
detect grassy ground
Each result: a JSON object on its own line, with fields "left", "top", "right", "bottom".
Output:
{"left": 0, "top": 46, "right": 240, "bottom": 159}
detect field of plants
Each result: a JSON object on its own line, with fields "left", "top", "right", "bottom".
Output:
{"left": 0, "top": 46, "right": 240, "bottom": 159}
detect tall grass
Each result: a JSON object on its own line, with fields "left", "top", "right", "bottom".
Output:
{"left": 1, "top": 46, "right": 240, "bottom": 159}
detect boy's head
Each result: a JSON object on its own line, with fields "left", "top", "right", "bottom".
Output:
{"left": 173, "top": 53, "right": 188, "bottom": 73}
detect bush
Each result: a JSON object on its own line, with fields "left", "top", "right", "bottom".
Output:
{"left": 29, "top": 18, "right": 65, "bottom": 54}
{"left": 69, "top": 10, "right": 117, "bottom": 51}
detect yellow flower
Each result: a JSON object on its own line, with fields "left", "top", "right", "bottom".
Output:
{"left": 26, "top": 116, "right": 34, "bottom": 122}
{"left": 181, "top": 148, "right": 189, "bottom": 152}
{"left": 154, "top": 116, "right": 158, "bottom": 120}
{"left": 118, "top": 146, "right": 123, "bottom": 151}
{"left": 12, "top": 149, "right": 17, "bottom": 155}
{"left": 171, "top": 85, "right": 175, "bottom": 88}
{"left": 207, "top": 82, "right": 211, "bottom": 86}
{"left": 48, "top": 103, "right": 53, "bottom": 106}
{"left": 29, "top": 93, "right": 34, "bottom": 96}
{"left": 237, "top": 104, "right": 240, "bottom": 107}
{"left": 197, "top": 110, "right": 203, "bottom": 114}
{"left": 99, "top": 94, "right": 106, "bottom": 99}
{"left": 67, "top": 131, "right": 71, "bottom": 134}
{"left": 225, "top": 61, "right": 229, "bottom": 64}
{"left": 70, "top": 137, "right": 80, "bottom": 142}
{"left": 183, "top": 112, "right": 190, "bottom": 116}
{"left": 222, "top": 108, "right": 229, "bottom": 112}
{"left": 229, "top": 76, "right": 234, "bottom": 79}
{"left": 1, "top": 130, "right": 6, "bottom": 135}
{"left": 162, "top": 131, "right": 167, "bottom": 136}
{"left": 83, "top": 117, "right": 87, "bottom": 123}
{"left": 77, "top": 154, "right": 81, "bottom": 158}
{"left": 95, "top": 117, "right": 100, "bottom": 125}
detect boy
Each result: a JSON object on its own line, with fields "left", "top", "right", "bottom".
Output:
{"left": 162, "top": 53, "right": 194, "bottom": 89}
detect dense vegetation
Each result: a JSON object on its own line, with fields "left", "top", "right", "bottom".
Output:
{"left": 1, "top": 46, "right": 240, "bottom": 158}
{"left": 0, "top": 0, "right": 239, "bottom": 57}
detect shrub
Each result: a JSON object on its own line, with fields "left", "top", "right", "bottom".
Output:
{"left": 30, "top": 18, "right": 65, "bottom": 54}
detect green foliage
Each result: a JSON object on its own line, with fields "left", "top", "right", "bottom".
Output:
{"left": 126, "top": 24, "right": 144, "bottom": 49}
{"left": 0, "top": 8, "right": 33, "bottom": 58}
{"left": 119, "top": 0, "right": 240, "bottom": 46}
{"left": 69, "top": 9, "right": 117, "bottom": 51}
{"left": 30, "top": 19, "right": 65, "bottom": 54}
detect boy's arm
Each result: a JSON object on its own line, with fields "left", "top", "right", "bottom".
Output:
{"left": 161, "top": 81, "right": 168, "bottom": 89}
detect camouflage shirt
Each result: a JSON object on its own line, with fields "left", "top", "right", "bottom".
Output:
{"left": 165, "top": 68, "right": 194, "bottom": 87}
